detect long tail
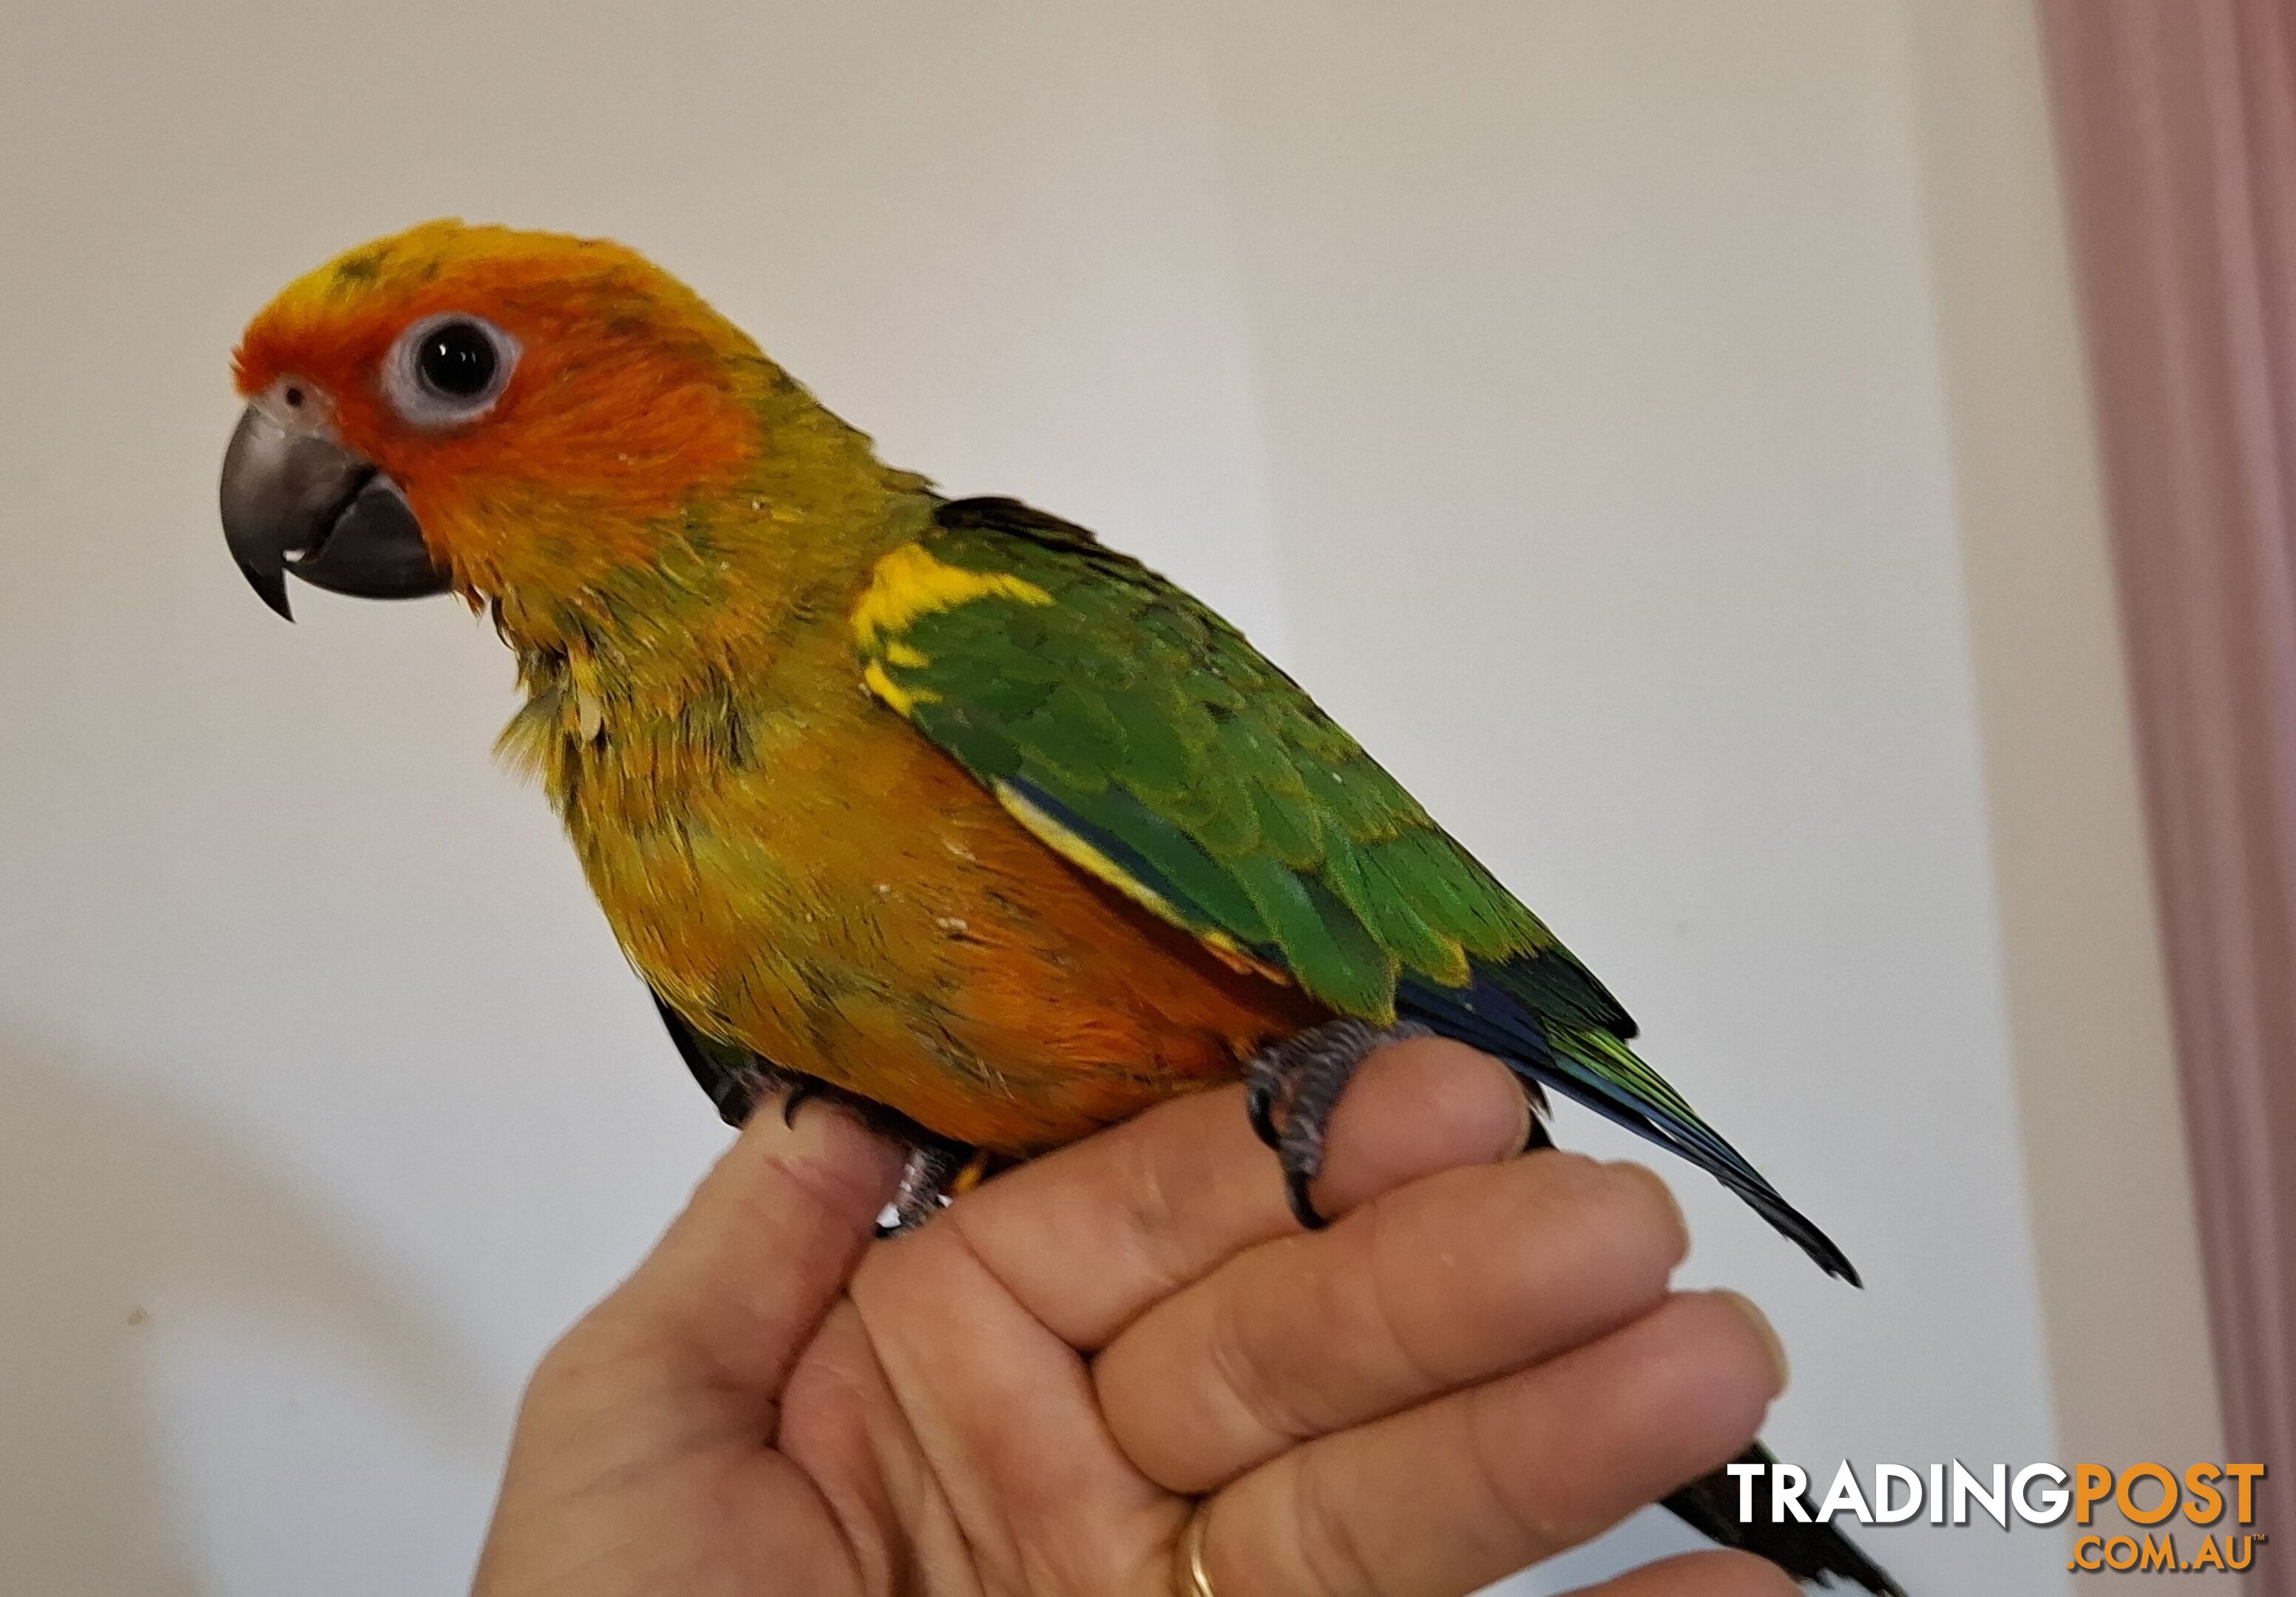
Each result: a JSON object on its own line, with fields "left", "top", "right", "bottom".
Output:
{"left": 1665, "top": 1445, "right": 1906, "bottom": 1595}
{"left": 1397, "top": 966, "right": 1860, "bottom": 1284}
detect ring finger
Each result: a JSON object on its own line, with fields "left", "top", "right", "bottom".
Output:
{"left": 1180, "top": 1291, "right": 1787, "bottom": 1597}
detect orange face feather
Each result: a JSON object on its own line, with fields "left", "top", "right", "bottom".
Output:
{"left": 232, "top": 221, "right": 763, "bottom": 608}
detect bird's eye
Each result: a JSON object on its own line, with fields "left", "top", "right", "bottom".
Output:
{"left": 419, "top": 322, "right": 498, "bottom": 398}
{"left": 385, "top": 313, "right": 519, "bottom": 426}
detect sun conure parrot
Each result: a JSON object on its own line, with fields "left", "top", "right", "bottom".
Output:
{"left": 219, "top": 220, "right": 1901, "bottom": 1595}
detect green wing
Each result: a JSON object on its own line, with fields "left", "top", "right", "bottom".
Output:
{"left": 854, "top": 497, "right": 1855, "bottom": 1282}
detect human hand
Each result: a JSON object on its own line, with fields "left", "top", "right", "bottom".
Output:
{"left": 471, "top": 1037, "right": 1796, "bottom": 1596}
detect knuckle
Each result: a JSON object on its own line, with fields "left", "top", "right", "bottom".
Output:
{"left": 1111, "top": 1129, "right": 1192, "bottom": 1293}
{"left": 1288, "top": 1455, "right": 1384, "bottom": 1597}
{"left": 1205, "top": 1286, "right": 1326, "bottom": 1447}
{"left": 1356, "top": 1200, "right": 1468, "bottom": 1389}
{"left": 1460, "top": 1392, "right": 1572, "bottom": 1551}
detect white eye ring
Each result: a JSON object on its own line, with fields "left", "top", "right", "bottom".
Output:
{"left": 384, "top": 313, "right": 521, "bottom": 427}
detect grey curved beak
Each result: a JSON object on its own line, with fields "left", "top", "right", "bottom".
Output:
{"left": 219, "top": 403, "right": 450, "bottom": 620}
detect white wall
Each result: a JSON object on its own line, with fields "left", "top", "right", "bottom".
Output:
{"left": 0, "top": 4, "right": 2200, "bottom": 1596}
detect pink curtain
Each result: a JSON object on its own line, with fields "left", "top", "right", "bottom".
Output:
{"left": 2039, "top": 0, "right": 2296, "bottom": 1547}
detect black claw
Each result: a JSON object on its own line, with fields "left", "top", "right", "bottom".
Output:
{"left": 1285, "top": 1170, "right": 1330, "bottom": 1231}
{"left": 1246, "top": 1081, "right": 1281, "bottom": 1149}
{"left": 782, "top": 1078, "right": 824, "bottom": 1128}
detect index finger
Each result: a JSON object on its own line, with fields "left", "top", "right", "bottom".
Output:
{"left": 605, "top": 1096, "right": 903, "bottom": 1396}
{"left": 931, "top": 1037, "right": 1533, "bottom": 1350}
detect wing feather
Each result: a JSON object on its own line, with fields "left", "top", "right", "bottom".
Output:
{"left": 850, "top": 496, "right": 1858, "bottom": 1281}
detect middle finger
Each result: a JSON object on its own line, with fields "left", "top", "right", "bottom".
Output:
{"left": 1095, "top": 1150, "right": 1687, "bottom": 1493}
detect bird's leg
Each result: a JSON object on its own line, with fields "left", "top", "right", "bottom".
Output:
{"left": 1246, "top": 1017, "right": 1435, "bottom": 1229}
{"left": 880, "top": 1140, "right": 994, "bottom": 1235}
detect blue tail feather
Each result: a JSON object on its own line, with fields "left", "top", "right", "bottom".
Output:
{"left": 1397, "top": 966, "right": 1860, "bottom": 1285}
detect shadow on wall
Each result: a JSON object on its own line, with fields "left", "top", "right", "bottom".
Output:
{"left": 0, "top": 1024, "right": 494, "bottom": 1596}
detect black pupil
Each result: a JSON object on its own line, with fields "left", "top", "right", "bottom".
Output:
{"left": 418, "top": 322, "right": 498, "bottom": 399}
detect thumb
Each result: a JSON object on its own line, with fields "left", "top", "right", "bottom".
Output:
{"left": 609, "top": 1097, "right": 904, "bottom": 1400}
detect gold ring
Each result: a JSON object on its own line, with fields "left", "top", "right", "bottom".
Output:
{"left": 1174, "top": 1498, "right": 1218, "bottom": 1597}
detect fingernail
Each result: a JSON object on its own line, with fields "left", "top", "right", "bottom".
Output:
{"left": 1716, "top": 1289, "right": 1790, "bottom": 1394}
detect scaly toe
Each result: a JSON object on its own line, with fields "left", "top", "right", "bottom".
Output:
{"left": 880, "top": 1142, "right": 970, "bottom": 1235}
{"left": 1245, "top": 1079, "right": 1282, "bottom": 1150}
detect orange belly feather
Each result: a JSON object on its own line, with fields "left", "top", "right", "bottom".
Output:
{"left": 558, "top": 647, "right": 1323, "bottom": 1154}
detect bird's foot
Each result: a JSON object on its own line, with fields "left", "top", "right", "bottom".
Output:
{"left": 702, "top": 1058, "right": 790, "bottom": 1129}
{"left": 879, "top": 1141, "right": 994, "bottom": 1235}
{"left": 762, "top": 1079, "right": 992, "bottom": 1236}
{"left": 1245, "top": 1018, "right": 1435, "bottom": 1229}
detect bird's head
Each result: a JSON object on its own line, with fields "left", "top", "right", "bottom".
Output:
{"left": 222, "top": 220, "right": 778, "bottom": 627}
